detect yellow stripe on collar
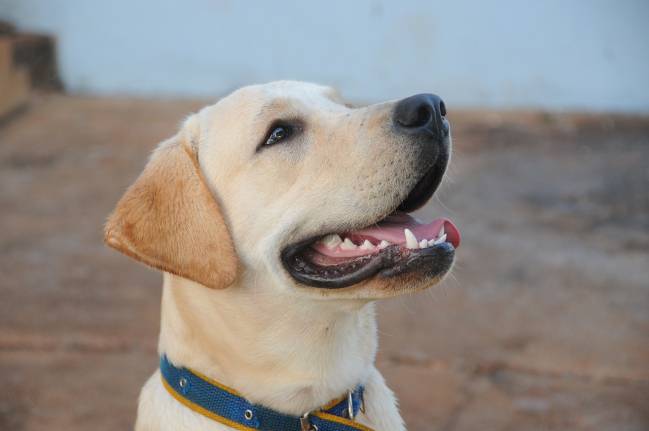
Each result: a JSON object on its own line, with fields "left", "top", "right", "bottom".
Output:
{"left": 159, "top": 355, "right": 373, "bottom": 431}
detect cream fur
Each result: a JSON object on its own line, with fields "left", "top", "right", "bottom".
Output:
{"left": 105, "top": 81, "right": 453, "bottom": 431}
{"left": 135, "top": 273, "right": 405, "bottom": 430}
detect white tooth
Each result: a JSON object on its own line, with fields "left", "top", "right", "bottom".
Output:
{"left": 434, "top": 233, "right": 447, "bottom": 245}
{"left": 404, "top": 228, "right": 418, "bottom": 249}
{"left": 438, "top": 226, "right": 445, "bottom": 238}
{"left": 427, "top": 239, "right": 436, "bottom": 247}
{"left": 340, "top": 238, "right": 358, "bottom": 250}
{"left": 378, "top": 240, "right": 390, "bottom": 249}
{"left": 419, "top": 239, "right": 428, "bottom": 249}
{"left": 360, "top": 240, "right": 374, "bottom": 250}
{"left": 321, "top": 234, "right": 342, "bottom": 249}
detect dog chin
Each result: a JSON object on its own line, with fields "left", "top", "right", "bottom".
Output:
{"left": 370, "top": 262, "right": 455, "bottom": 298}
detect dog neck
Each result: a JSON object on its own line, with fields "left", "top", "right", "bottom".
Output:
{"left": 158, "top": 273, "right": 378, "bottom": 416}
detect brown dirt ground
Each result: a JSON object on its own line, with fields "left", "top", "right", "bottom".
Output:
{"left": 1, "top": 95, "right": 648, "bottom": 431}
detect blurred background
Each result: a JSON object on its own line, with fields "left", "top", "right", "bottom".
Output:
{"left": 1, "top": 1, "right": 648, "bottom": 430}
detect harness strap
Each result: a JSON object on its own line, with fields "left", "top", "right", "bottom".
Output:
{"left": 160, "top": 356, "right": 373, "bottom": 431}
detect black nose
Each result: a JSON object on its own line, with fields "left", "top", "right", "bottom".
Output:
{"left": 393, "top": 94, "right": 449, "bottom": 138}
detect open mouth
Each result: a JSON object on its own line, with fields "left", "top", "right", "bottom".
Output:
{"left": 281, "top": 165, "right": 461, "bottom": 289}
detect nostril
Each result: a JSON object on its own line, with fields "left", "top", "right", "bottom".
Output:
{"left": 410, "top": 105, "right": 432, "bottom": 128}
{"left": 396, "top": 103, "right": 433, "bottom": 129}
{"left": 415, "top": 105, "right": 433, "bottom": 127}
{"left": 439, "top": 100, "right": 446, "bottom": 117}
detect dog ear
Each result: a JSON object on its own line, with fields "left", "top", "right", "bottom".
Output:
{"left": 104, "top": 118, "right": 239, "bottom": 289}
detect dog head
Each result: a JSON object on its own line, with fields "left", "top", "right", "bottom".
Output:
{"left": 105, "top": 81, "right": 459, "bottom": 299}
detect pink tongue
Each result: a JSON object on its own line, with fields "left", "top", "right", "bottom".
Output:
{"left": 352, "top": 213, "right": 461, "bottom": 247}
{"left": 312, "top": 213, "right": 461, "bottom": 258}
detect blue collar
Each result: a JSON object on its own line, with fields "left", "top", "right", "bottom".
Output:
{"left": 160, "top": 356, "right": 373, "bottom": 431}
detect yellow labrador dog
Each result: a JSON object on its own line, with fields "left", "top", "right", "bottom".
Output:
{"left": 105, "top": 81, "right": 460, "bottom": 431}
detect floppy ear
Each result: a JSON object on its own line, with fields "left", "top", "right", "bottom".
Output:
{"left": 104, "top": 120, "right": 239, "bottom": 289}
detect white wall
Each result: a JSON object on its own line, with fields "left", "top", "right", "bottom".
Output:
{"left": 2, "top": 0, "right": 648, "bottom": 111}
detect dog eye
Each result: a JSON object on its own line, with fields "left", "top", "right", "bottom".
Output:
{"left": 264, "top": 125, "right": 292, "bottom": 147}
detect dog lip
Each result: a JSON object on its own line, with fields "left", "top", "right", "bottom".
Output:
{"left": 281, "top": 238, "right": 455, "bottom": 289}
{"left": 378, "top": 242, "right": 455, "bottom": 279}
{"left": 281, "top": 244, "right": 388, "bottom": 289}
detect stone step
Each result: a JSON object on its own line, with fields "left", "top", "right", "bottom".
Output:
{"left": 0, "top": 23, "right": 61, "bottom": 119}
{"left": 0, "top": 61, "right": 30, "bottom": 119}
{"left": 0, "top": 37, "right": 30, "bottom": 118}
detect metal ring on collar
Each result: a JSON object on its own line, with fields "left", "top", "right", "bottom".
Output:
{"left": 300, "top": 412, "right": 318, "bottom": 431}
